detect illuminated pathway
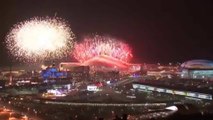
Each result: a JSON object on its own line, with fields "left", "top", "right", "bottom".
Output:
{"left": 44, "top": 101, "right": 167, "bottom": 107}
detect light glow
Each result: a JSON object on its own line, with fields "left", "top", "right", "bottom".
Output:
{"left": 6, "top": 17, "right": 75, "bottom": 62}
{"left": 73, "top": 35, "right": 132, "bottom": 63}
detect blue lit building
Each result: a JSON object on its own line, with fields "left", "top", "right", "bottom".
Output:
{"left": 41, "top": 67, "right": 67, "bottom": 80}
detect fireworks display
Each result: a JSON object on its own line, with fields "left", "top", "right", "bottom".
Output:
{"left": 6, "top": 17, "right": 75, "bottom": 62}
{"left": 73, "top": 35, "right": 132, "bottom": 63}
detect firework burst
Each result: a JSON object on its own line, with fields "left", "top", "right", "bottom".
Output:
{"left": 6, "top": 17, "right": 75, "bottom": 62}
{"left": 73, "top": 35, "right": 132, "bottom": 63}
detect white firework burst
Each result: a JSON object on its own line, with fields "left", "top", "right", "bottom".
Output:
{"left": 6, "top": 17, "right": 75, "bottom": 62}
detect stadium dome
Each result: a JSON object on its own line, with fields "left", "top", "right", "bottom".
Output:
{"left": 181, "top": 60, "right": 213, "bottom": 69}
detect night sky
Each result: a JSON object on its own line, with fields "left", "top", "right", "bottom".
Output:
{"left": 0, "top": 0, "right": 213, "bottom": 66}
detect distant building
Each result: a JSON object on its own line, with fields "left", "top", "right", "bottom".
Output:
{"left": 180, "top": 60, "right": 213, "bottom": 79}
{"left": 60, "top": 55, "right": 141, "bottom": 74}
{"left": 87, "top": 85, "right": 99, "bottom": 91}
{"left": 132, "top": 82, "right": 212, "bottom": 100}
{"left": 82, "top": 55, "right": 141, "bottom": 73}
{"left": 87, "top": 82, "right": 103, "bottom": 91}
{"left": 59, "top": 62, "right": 90, "bottom": 81}
{"left": 41, "top": 67, "right": 67, "bottom": 80}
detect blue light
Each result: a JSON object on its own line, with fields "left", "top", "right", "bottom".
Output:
{"left": 41, "top": 67, "right": 67, "bottom": 79}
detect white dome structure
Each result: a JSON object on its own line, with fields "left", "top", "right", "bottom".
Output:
{"left": 180, "top": 60, "right": 213, "bottom": 79}
{"left": 181, "top": 60, "right": 213, "bottom": 69}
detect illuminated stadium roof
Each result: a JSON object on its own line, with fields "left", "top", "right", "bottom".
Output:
{"left": 83, "top": 55, "right": 129, "bottom": 69}
{"left": 181, "top": 60, "right": 213, "bottom": 69}
{"left": 60, "top": 55, "right": 141, "bottom": 72}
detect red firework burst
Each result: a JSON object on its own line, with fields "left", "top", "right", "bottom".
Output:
{"left": 73, "top": 35, "right": 133, "bottom": 63}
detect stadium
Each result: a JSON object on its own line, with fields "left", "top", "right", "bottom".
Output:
{"left": 180, "top": 60, "right": 213, "bottom": 79}
{"left": 60, "top": 55, "right": 141, "bottom": 73}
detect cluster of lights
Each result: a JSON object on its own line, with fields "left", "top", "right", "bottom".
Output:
{"left": 6, "top": 17, "right": 75, "bottom": 62}
{"left": 73, "top": 35, "right": 133, "bottom": 63}
{"left": 6, "top": 17, "right": 133, "bottom": 63}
